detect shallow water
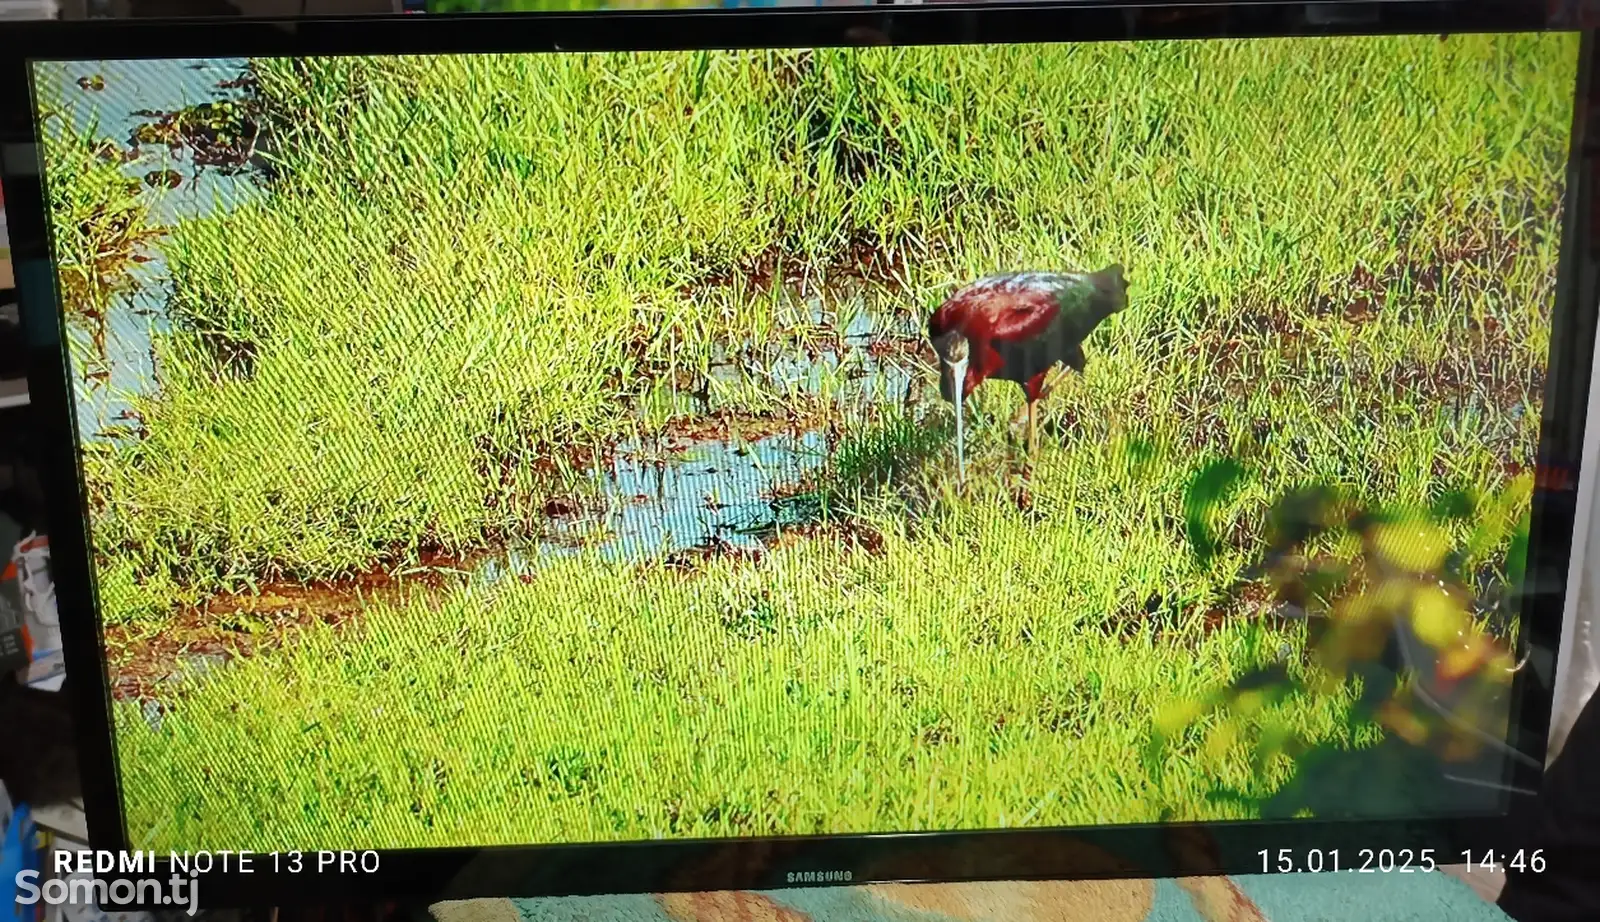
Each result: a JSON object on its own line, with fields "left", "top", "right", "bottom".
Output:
{"left": 509, "top": 293, "right": 931, "bottom": 567}
{"left": 41, "top": 57, "right": 256, "bottom": 442}
{"left": 480, "top": 431, "right": 828, "bottom": 577}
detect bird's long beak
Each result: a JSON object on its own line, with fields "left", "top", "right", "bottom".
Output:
{"left": 947, "top": 356, "right": 968, "bottom": 485}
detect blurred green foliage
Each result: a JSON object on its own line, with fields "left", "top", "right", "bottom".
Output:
{"left": 1151, "top": 464, "right": 1534, "bottom": 818}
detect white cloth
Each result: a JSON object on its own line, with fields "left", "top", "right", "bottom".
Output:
{"left": 1550, "top": 306, "right": 1600, "bottom": 761}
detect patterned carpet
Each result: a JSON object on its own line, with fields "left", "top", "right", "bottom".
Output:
{"left": 432, "top": 868, "right": 1509, "bottom": 922}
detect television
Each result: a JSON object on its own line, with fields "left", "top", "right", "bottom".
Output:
{"left": 3, "top": 1, "right": 1597, "bottom": 907}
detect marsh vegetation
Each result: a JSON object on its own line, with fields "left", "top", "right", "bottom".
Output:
{"left": 37, "top": 34, "right": 1573, "bottom": 848}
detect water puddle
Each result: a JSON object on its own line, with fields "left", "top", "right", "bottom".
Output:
{"left": 42, "top": 58, "right": 257, "bottom": 442}
{"left": 482, "top": 431, "right": 826, "bottom": 577}
{"left": 495, "top": 293, "right": 935, "bottom": 571}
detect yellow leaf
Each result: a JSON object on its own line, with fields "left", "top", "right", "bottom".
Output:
{"left": 1155, "top": 700, "right": 1204, "bottom": 736}
{"left": 1373, "top": 523, "right": 1450, "bottom": 573}
{"left": 1439, "top": 642, "right": 1486, "bottom": 681}
{"left": 1205, "top": 720, "right": 1239, "bottom": 761}
{"left": 1411, "top": 585, "right": 1468, "bottom": 649}
{"left": 1380, "top": 701, "right": 1429, "bottom": 745}
{"left": 1334, "top": 595, "right": 1378, "bottom": 625}
{"left": 1231, "top": 690, "right": 1265, "bottom": 717}
{"left": 1373, "top": 577, "right": 1415, "bottom": 612}
{"left": 1484, "top": 651, "right": 1518, "bottom": 685}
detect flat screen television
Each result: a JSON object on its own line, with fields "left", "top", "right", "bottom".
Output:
{"left": 4, "top": 1, "right": 1598, "bottom": 907}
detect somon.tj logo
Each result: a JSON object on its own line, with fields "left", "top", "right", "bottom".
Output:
{"left": 14, "top": 867, "right": 199, "bottom": 917}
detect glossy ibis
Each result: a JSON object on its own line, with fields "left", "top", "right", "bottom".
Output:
{"left": 928, "top": 265, "right": 1129, "bottom": 478}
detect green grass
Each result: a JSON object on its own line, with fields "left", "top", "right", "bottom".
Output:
{"left": 82, "top": 34, "right": 1573, "bottom": 591}
{"left": 39, "top": 33, "right": 1576, "bottom": 848}
{"left": 118, "top": 509, "right": 1354, "bottom": 849}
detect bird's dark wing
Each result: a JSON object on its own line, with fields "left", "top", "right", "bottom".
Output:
{"left": 999, "top": 271, "right": 1123, "bottom": 345}
{"left": 939, "top": 273, "right": 1068, "bottom": 343}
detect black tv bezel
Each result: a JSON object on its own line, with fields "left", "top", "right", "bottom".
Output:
{"left": 2, "top": 2, "right": 1595, "bottom": 908}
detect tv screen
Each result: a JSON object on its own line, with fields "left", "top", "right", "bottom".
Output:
{"left": 8, "top": 4, "right": 1594, "bottom": 903}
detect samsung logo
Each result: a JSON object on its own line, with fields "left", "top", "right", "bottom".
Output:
{"left": 786, "top": 870, "right": 853, "bottom": 884}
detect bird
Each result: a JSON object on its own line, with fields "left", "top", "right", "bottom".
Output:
{"left": 927, "top": 265, "right": 1129, "bottom": 479}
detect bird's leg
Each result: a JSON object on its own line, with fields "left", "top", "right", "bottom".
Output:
{"left": 1034, "top": 365, "right": 1077, "bottom": 444}
{"left": 1010, "top": 400, "right": 1031, "bottom": 437}
{"left": 1026, "top": 399, "right": 1039, "bottom": 457}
